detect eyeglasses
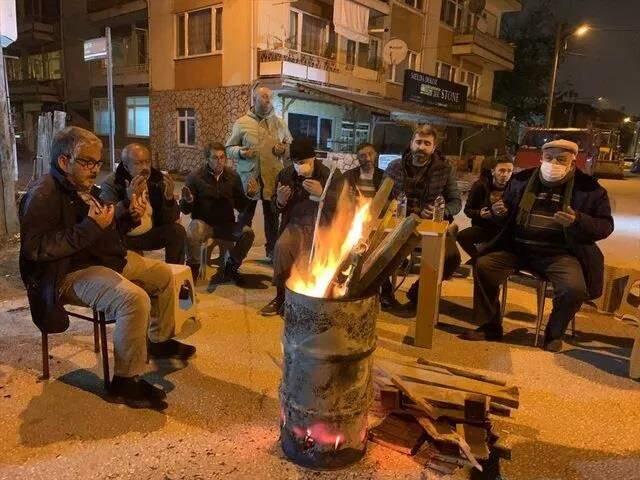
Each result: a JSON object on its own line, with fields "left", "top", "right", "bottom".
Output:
{"left": 72, "top": 156, "right": 104, "bottom": 170}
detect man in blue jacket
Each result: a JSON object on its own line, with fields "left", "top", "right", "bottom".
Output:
{"left": 462, "top": 139, "right": 614, "bottom": 351}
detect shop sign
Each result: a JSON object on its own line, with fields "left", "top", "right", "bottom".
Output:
{"left": 402, "top": 70, "right": 467, "bottom": 112}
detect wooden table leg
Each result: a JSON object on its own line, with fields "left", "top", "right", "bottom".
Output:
{"left": 415, "top": 232, "right": 446, "bottom": 349}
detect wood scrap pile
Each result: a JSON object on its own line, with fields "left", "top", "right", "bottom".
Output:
{"left": 369, "top": 357, "right": 518, "bottom": 477}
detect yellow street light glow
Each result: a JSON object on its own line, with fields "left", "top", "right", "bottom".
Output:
{"left": 624, "top": 117, "right": 632, "bottom": 123}
{"left": 575, "top": 25, "right": 591, "bottom": 37}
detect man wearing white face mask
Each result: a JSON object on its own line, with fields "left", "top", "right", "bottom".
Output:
{"left": 260, "top": 138, "right": 343, "bottom": 316}
{"left": 462, "top": 139, "right": 614, "bottom": 352}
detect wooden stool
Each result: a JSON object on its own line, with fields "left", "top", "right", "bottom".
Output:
{"left": 198, "top": 238, "right": 232, "bottom": 282}
{"left": 41, "top": 308, "right": 114, "bottom": 390}
{"left": 614, "top": 270, "right": 640, "bottom": 321}
{"left": 167, "top": 263, "right": 197, "bottom": 331}
{"left": 500, "top": 271, "right": 575, "bottom": 347}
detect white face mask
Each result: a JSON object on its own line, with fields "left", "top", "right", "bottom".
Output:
{"left": 540, "top": 162, "right": 570, "bottom": 182}
{"left": 294, "top": 161, "right": 313, "bottom": 178}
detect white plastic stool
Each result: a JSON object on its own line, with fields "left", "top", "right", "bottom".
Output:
{"left": 167, "top": 263, "right": 197, "bottom": 332}
{"left": 631, "top": 325, "right": 640, "bottom": 380}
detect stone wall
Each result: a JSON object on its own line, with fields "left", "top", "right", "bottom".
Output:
{"left": 150, "top": 85, "right": 251, "bottom": 173}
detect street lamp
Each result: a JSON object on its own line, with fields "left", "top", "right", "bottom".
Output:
{"left": 624, "top": 117, "right": 632, "bottom": 123}
{"left": 545, "top": 23, "right": 591, "bottom": 128}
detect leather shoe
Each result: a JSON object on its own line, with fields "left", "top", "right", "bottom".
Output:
{"left": 543, "top": 338, "right": 563, "bottom": 352}
{"left": 460, "top": 324, "right": 504, "bottom": 341}
{"left": 108, "top": 376, "right": 168, "bottom": 410}
{"left": 261, "top": 296, "right": 284, "bottom": 316}
{"left": 148, "top": 338, "right": 196, "bottom": 360}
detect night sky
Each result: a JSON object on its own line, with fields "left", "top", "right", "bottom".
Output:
{"left": 549, "top": 0, "right": 640, "bottom": 114}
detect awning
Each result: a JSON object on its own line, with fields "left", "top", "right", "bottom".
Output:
{"left": 333, "top": 0, "right": 370, "bottom": 44}
{"left": 288, "top": 82, "right": 482, "bottom": 129}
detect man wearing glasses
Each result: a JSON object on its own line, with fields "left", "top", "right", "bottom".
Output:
{"left": 19, "top": 127, "right": 195, "bottom": 410}
{"left": 100, "top": 143, "right": 186, "bottom": 265}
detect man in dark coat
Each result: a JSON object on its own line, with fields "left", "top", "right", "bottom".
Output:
{"left": 462, "top": 139, "right": 614, "bottom": 351}
{"left": 100, "top": 143, "right": 186, "bottom": 264}
{"left": 19, "top": 127, "right": 195, "bottom": 410}
{"left": 383, "top": 124, "right": 462, "bottom": 313}
{"left": 260, "top": 138, "right": 343, "bottom": 316}
{"left": 180, "top": 142, "right": 257, "bottom": 285}
{"left": 458, "top": 156, "right": 514, "bottom": 258}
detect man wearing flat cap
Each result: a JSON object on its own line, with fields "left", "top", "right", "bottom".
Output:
{"left": 462, "top": 139, "right": 614, "bottom": 351}
{"left": 260, "top": 138, "right": 343, "bottom": 316}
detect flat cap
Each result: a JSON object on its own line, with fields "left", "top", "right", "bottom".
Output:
{"left": 542, "top": 139, "right": 579, "bottom": 155}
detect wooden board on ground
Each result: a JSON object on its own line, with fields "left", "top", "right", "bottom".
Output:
{"left": 457, "top": 423, "right": 490, "bottom": 460}
{"left": 417, "top": 357, "right": 507, "bottom": 386}
{"left": 369, "top": 412, "right": 427, "bottom": 456}
{"left": 378, "top": 361, "right": 519, "bottom": 408}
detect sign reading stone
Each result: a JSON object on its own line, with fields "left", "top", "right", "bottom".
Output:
{"left": 402, "top": 70, "right": 468, "bottom": 112}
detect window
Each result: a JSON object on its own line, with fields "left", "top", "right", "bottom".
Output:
{"left": 440, "top": 0, "right": 463, "bottom": 28}
{"left": 459, "top": 71, "right": 480, "bottom": 99}
{"left": 341, "top": 121, "right": 370, "bottom": 150}
{"left": 288, "top": 9, "right": 334, "bottom": 58}
{"left": 403, "top": 0, "right": 424, "bottom": 10}
{"left": 5, "top": 57, "right": 22, "bottom": 81}
{"left": 346, "top": 39, "right": 356, "bottom": 66}
{"left": 357, "top": 38, "right": 380, "bottom": 70}
{"left": 288, "top": 113, "right": 334, "bottom": 149}
{"left": 388, "top": 51, "right": 418, "bottom": 83}
{"left": 126, "top": 97, "right": 150, "bottom": 137}
{"left": 92, "top": 98, "right": 111, "bottom": 136}
{"left": 175, "top": 6, "right": 223, "bottom": 58}
{"left": 436, "top": 61, "right": 457, "bottom": 82}
{"left": 177, "top": 108, "right": 196, "bottom": 146}
{"left": 26, "top": 52, "right": 60, "bottom": 81}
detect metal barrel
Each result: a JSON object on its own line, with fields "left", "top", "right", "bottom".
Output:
{"left": 279, "top": 287, "right": 379, "bottom": 470}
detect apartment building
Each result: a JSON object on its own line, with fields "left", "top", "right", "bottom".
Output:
{"left": 6, "top": 0, "right": 149, "bottom": 164}
{"left": 149, "top": 0, "right": 521, "bottom": 172}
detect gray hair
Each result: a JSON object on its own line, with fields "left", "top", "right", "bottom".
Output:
{"left": 50, "top": 127, "right": 102, "bottom": 166}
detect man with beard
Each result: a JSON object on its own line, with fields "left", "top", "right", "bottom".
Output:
{"left": 462, "top": 140, "right": 614, "bottom": 351}
{"left": 20, "top": 127, "right": 195, "bottom": 410}
{"left": 457, "top": 156, "right": 514, "bottom": 258}
{"left": 226, "top": 85, "right": 293, "bottom": 263}
{"left": 260, "top": 138, "right": 343, "bottom": 316}
{"left": 100, "top": 143, "right": 186, "bottom": 264}
{"left": 384, "top": 125, "right": 462, "bottom": 314}
{"left": 343, "top": 143, "right": 385, "bottom": 199}
{"left": 180, "top": 142, "right": 257, "bottom": 285}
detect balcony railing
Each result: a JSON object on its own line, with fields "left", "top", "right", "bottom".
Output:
{"left": 452, "top": 27, "right": 515, "bottom": 71}
{"left": 90, "top": 61, "right": 149, "bottom": 86}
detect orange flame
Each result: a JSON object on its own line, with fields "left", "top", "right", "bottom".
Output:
{"left": 288, "top": 193, "right": 371, "bottom": 298}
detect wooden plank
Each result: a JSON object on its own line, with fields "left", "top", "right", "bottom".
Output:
{"left": 380, "top": 386, "right": 402, "bottom": 410}
{"left": 369, "top": 413, "right": 427, "bottom": 456}
{"left": 415, "top": 230, "right": 446, "bottom": 349}
{"left": 378, "top": 361, "right": 519, "bottom": 408}
{"left": 415, "top": 416, "right": 483, "bottom": 471}
{"left": 457, "top": 424, "right": 490, "bottom": 461}
{"left": 362, "top": 177, "right": 394, "bottom": 239}
{"left": 465, "top": 394, "right": 490, "bottom": 422}
{"left": 417, "top": 357, "right": 508, "bottom": 386}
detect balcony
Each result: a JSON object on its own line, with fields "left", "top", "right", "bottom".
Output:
{"left": 9, "top": 80, "right": 62, "bottom": 103}
{"left": 90, "top": 62, "right": 149, "bottom": 87}
{"left": 258, "top": 49, "right": 385, "bottom": 96}
{"left": 88, "top": 0, "right": 146, "bottom": 21}
{"left": 452, "top": 28, "right": 515, "bottom": 71}
{"left": 14, "top": 16, "right": 58, "bottom": 48}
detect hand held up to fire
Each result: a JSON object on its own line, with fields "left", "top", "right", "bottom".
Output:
{"left": 246, "top": 177, "right": 260, "bottom": 198}
{"left": 277, "top": 182, "right": 292, "bottom": 207}
{"left": 302, "top": 179, "right": 323, "bottom": 199}
{"left": 88, "top": 201, "right": 114, "bottom": 229}
{"left": 125, "top": 175, "right": 147, "bottom": 201}
{"left": 492, "top": 200, "right": 508, "bottom": 217}
{"left": 554, "top": 206, "right": 577, "bottom": 226}
{"left": 129, "top": 192, "right": 147, "bottom": 221}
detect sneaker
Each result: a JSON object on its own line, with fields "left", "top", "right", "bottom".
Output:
{"left": 543, "top": 338, "right": 563, "bottom": 352}
{"left": 260, "top": 296, "right": 284, "bottom": 316}
{"left": 148, "top": 338, "right": 196, "bottom": 360}
{"left": 460, "top": 324, "right": 504, "bottom": 342}
{"left": 108, "top": 376, "right": 168, "bottom": 410}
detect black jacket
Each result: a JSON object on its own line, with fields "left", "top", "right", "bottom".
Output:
{"left": 487, "top": 168, "right": 614, "bottom": 299}
{"left": 343, "top": 166, "right": 384, "bottom": 196}
{"left": 464, "top": 171, "right": 504, "bottom": 231}
{"left": 19, "top": 167, "right": 139, "bottom": 333}
{"left": 272, "top": 160, "right": 343, "bottom": 231}
{"left": 100, "top": 164, "right": 180, "bottom": 227}
{"left": 179, "top": 165, "right": 249, "bottom": 238}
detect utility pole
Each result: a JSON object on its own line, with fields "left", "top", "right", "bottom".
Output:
{"left": 0, "top": 55, "right": 19, "bottom": 237}
{"left": 545, "top": 23, "right": 564, "bottom": 128}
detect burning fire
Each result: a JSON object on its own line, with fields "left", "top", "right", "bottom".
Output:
{"left": 288, "top": 193, "right": 371, "bottom": 298}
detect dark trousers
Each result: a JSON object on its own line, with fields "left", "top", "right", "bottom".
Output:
{"left": 473, "top": 250, "right": 587, "bottom": 341}
{"left": 238, "top": 199, "right": 279, "bottom": 256}
{"left": 186, "top": 219, "right": 255, "bottom": 267}
{"left": 272, "top": 224, "right": 313, "bottom": 289}
{"left": 125, "top": 223, "right": 187, "bottom": 264}
{"left": 457, "top": 226, "right": 499, "bottom": 258}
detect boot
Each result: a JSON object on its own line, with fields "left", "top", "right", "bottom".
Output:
{"left": 108, "top": 375, "right": 168, "bottom": 410}
{"left": 224, "top": 259, "right": 245, "bottom": 287}
{"left": 460, "top": 323, "right": 504, "bottom": 342}
{"left": 261, "top": 286, "right": 285, "bottom": 316}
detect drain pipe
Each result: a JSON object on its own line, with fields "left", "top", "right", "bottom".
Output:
{"left": 459, "top": 126, "right": 487, "bottom": 158}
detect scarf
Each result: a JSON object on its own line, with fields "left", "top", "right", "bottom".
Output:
{"left": 516, "top": 166, "right": 574, "bottom": 229}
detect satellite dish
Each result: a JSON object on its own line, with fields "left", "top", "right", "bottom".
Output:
{"left": 382, "top": 39, "right": 408, "bottom": 66}
{"left": 468, "top": 0, "right": 486, "bottom": 14}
